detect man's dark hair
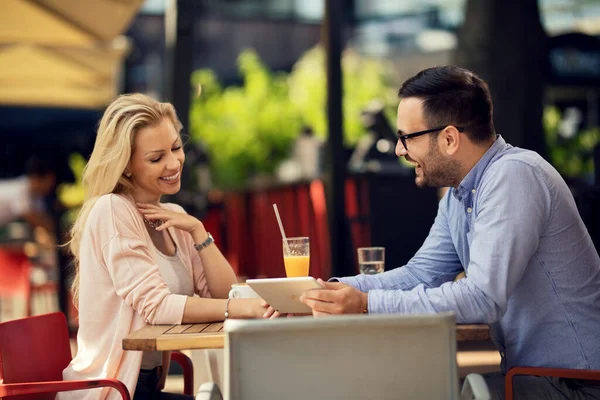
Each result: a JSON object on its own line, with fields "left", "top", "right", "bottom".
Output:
{"left": 398, "top": 66, "right": 495, "bottom": 144}
{"left": 25, "top": 156, "right": 56, "bottom": 177}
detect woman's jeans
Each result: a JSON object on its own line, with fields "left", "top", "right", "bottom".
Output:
{"left": 134, "top": 367, "right": 194, "bottom": 400}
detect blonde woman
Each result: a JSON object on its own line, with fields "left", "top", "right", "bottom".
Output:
{"left": 60, "top": 94, "right": 271, "bottom": 400}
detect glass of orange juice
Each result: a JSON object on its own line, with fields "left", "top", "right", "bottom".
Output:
{"left": 283, "top": 237, "right": 310, "bottom": 277}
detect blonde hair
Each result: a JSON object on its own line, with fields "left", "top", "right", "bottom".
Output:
{"left": 69, "top": 93, "right": 182, "bottom": 305}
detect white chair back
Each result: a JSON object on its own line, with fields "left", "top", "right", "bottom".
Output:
{"left": 224, "top": 312, "right": 458, "bottom": 400}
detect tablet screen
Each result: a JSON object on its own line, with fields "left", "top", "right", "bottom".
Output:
{"left": 246, "top": 277, "right": 322, "bottom": 314}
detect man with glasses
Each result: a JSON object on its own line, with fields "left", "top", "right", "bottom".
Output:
{"left": 301, "top": 66, "right": 600, "bottom": 399}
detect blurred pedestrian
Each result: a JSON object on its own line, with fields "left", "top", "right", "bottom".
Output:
{"left": 0, "top": 156, "right": 56, "bottom": 235}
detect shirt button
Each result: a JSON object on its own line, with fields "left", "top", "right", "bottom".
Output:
{"left": 471, "top": 189, "right": 476, "bottom": 194}
{"left": 467, "top": 207, "right": 472, "bottom": 213}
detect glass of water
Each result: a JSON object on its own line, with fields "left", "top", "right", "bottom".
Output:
{"left": 357, "top": 247, "right": 385, "bottom": 275}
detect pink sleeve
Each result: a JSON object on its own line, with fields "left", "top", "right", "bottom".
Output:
{"left": 164, "top": 202, "right": 211, "bottom": 298}
{"left": 95, "top": 195, "right": 188, "bottom": 325}
{"left": 191, "top": 250, "right": 211, "bottom": 298}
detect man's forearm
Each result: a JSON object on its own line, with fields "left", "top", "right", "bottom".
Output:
{"left": 365, "top": 278, "right": 499, "bottom": 323}
{"left": 335, "top": 265, "right": 425, "bottom": 292}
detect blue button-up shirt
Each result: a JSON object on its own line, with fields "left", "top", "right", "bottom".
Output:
{"left": 337, "top": 136, "right": 600, "bottom": 371}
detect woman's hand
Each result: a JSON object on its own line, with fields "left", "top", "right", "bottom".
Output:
{"left": 137, "top": 203, "right": 205, "bottom": 238}
{"left": 261, "top": 301, "right": 283, "bottom": 319}
{"left": 231, "top": 298, "right": 282, "bottom": 319}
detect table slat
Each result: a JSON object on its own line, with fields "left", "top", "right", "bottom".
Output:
{"left": 122, "top": 324, "right": 174, "bottom": 351}
{"left": 203, "top": 322, "right": 223, "bottom": 333}
{"left": 166, "top": 324, "right": 193, "bottom": 334}
{"left": 185, "top": 323, "right": 210, "bottom": 334}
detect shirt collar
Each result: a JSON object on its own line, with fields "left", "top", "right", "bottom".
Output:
{"left": 452, "top": 135, "right": 507, "bottom": 202}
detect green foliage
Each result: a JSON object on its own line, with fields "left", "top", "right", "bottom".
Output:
{"left": 544, "top": 106, "right": 600, "bottom": 179}
{"left": 190, "top": 51, "right": 302, "bottom": 189}
{"left": 57, "top": 153, "right": 86, "bottom": 208}
{"left": 56, "top": 152, "right": 86, "bottom": 227}
{"left": 189, "top": 46, "right": 396, "bottom": 189}
{"left": 289, "top": 46, "right": 397, "bottom": 145}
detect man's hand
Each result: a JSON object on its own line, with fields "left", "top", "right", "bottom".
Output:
{"left": 300, "top": 279, "right": 368, "bottom": 317}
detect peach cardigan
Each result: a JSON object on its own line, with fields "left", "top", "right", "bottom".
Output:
{"left": 59, "top": 194, "right": 211, "bottom": 400}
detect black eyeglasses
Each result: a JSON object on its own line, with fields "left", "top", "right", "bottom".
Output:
{"left": 396, "top": 126, "right": 464, "bottom": 151}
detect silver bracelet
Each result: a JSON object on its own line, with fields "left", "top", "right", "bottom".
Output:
{"left": 224, "top": 298, "right": 231, "bottom": 320}
{"left": 194, "top": 232, "right": 214, "bottom": 252}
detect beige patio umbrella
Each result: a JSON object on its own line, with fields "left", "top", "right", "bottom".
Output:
{"left": 0, "top": 0, "right": 145, "bottom": 109}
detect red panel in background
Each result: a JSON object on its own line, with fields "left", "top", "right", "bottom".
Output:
{"left": 251, "top": 190, "right": 276, "bottom": 278}
{"left": 265, "top": 189, "right": 288, "bottom": 277}
{"left": 223, "top": 194, "right": 246, "bottom": 277}
{"left": 0, "top": 250, "right": 30, "bottom": 298}
{"left": 295, "top": 184, "right": 314, "bottom": 275}
{"left": 309, "top": 180, "right": 329, "bottom": 279}
{"left": 346, "top": 177, "right": 371, "bottom": 252}
{"left": 0, "top": 250, "right": 32, "bottom": 319}
{"left": 203, "top": 207, "right": 223, "bottom": 250}
{"left": 220, "top": 178, "right": 370, "bottom": 281}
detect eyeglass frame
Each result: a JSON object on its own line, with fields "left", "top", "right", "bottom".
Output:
{"left": 396, "top": 125, "right": 465, "bottom": 151}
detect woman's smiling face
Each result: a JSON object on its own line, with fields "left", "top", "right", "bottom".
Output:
{"left": 127, "top": 117, "right": 185, "bottom": 203}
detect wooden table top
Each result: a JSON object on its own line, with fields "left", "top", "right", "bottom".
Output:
{"left": 123, "top": 321, "right": 490, "bottom": 352}
{"left": 455, "top": 324, "right": 491, "bottom": 342}
{"left": 123, "top": 322, "right": 225, "bottom": 351}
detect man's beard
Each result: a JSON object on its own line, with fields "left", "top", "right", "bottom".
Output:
{"left": 411, "top": 145, "right": 461, "bottom": 189}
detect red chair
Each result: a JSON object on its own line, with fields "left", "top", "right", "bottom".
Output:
{"left": 505, "top": 367, "right": 600, "bottom": 400}
{"left": 0, "top": 312, "right": 195, "bottom": 399}
{"left": 0, "top": 312, "right": 128, "bottom": 399}
{"left": 171, "top": 350, "right": 194, "bottom": 395}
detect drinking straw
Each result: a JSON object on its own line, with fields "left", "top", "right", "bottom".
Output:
{"left": 273, "top": 204, "right": 291, "bottom": 255}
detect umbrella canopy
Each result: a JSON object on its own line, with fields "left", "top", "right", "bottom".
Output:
{"left": 0, "top": 0, "right": 144, "bottom": 108}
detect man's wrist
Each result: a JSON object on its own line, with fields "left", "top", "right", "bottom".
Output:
{"left": 361, "top": 291, "right": 368, "bottom": 314}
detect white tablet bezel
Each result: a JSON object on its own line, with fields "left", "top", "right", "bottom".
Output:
{"left": 245, "top": 277, "right": 322, "bottom": 314}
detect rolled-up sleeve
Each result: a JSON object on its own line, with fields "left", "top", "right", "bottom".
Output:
{"left": 335, "top": 195, "right": 463, "bottom": 292}
{"left": 190, "top": 250, "right": 211, "bottom": 298}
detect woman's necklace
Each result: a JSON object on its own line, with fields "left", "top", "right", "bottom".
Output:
{"left": 144, "top": 217, "right": 164, "bottom": 230}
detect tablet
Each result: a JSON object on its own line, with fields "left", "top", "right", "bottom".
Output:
{"left": 245, "top": 277, "right": 322, "bottom": 314}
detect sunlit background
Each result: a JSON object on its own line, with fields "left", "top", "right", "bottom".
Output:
{"left": 0, "top": 0, "right": 599, "bottom": 334}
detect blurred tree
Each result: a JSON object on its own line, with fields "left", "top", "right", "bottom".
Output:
{"left": 189, "top": 46, "right": 396, "bottom": 189}
{"left": 544, "top": 106, "right": 600, "bottom": 180}
{"left": 289, "top": 46, "right": 396, "bottom": 146}
{"left": 454, "top": 0, "right": 548, "bottom": 159}
{"left": 189, "top": 51, "right": 303, "bottom": 189}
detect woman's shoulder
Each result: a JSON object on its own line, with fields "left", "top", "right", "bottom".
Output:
{"left": 89, "top": 194, "right": 139, "bottom": 225}
{"left": 93, "top": 193, "right": 136, "bottom": 213}
{"left": 88, "top": 193, "right": 144, "bottom": 236}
